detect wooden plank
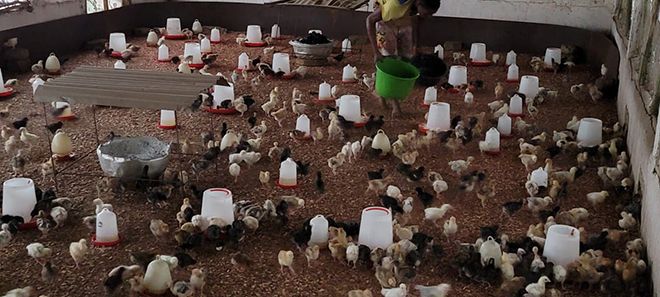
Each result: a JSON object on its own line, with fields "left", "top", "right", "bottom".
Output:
{"left": 46, "top": 81, "right": 206, "bottom": 96}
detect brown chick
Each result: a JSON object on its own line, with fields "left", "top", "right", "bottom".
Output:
{"left": 348, "top": 289, "right": 373, "bottom": 297}
{"left": 278, "top": 250, "right": 295, "bottom": 275}
{"left": 149, "top": 219, "right": 169, "bottom": 241}
{"left": 497, "top": 276, "right": 526, "bottom": 297}
{"left": 231, "top": 252, "right": 253, "bottom": 271}
{"left": 41, "top": 261, "right": 58, "bottom": 283}
{"left": 305, "top": 245, "right": 320, "bottom": 267}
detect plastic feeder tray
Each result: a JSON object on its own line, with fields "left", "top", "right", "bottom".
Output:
{"left": 375, "top": 58, "right": 420, "bottom": 100}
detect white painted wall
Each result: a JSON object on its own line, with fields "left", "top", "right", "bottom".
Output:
{"left": 435, "top": 0, "right": 616, "bottom": 31}
{"left": 612, "top": 22, "right": 660, "bottom": 297}
{"left": 0, "top": 0, "right": 86, "bottom": 30}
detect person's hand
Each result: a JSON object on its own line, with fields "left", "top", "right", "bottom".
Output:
{"left": 374, "top": 53, "right": 384, "bottom": 64}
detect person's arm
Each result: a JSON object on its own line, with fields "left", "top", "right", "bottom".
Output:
{"left": 366, "top": 8, "right": 383, "bottom": 62}
{"left": 411, "top": 15, "right": 419, "bottom": 55}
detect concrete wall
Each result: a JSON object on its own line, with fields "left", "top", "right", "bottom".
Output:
{"left": 0, "top": 0, "right": 86, "bottom": 31}
{"left": 435, "top": 0, "right": 616, "bottom": 32}
{"left": 612, "top": 22, "right": 660, "bottom": 296}
{"left": 0, "top": 0, "right": 162, "bottom": 31}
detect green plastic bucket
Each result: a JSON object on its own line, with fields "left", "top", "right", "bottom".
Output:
{"left": 375, "top": 58, "right": 420, "bottom": 100}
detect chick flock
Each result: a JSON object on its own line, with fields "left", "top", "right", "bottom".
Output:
{"left": 0, "top": 24, "right": 646, "bottom": 297}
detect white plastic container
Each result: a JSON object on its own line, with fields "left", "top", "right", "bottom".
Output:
{"left": 113, "top": 60, "right": 126, "bottom": 69}
{"left": 371, "top": 129, "right": 391, "bottom": 154}
{"left": 246, "top": 25, "right": 262, "bottom": 43}
{"left": 543, "top": 225, "right": 580, "bottom": 266}
{"left": 31, "top": 77, "right": 44, "bottom": 95}
{"left": 166, "top": 18, "right": 182, "bottom": 35}
{"left": 157, "top": 44, "right": 169, "bottom": 62}
{"left": 210, "top": 27, "right": 221, "bottom": 43}
{"left": 507, "top": 64, "right": 519, "bottom": 81}
{"left": 183, "top": 42, "right": 203, "bottom": 65}
{"left": 519, "top": 75, "right": 540, "bottom": 99}
{"left": 201, "top": 188, "right": 235, "bottom": 226}
{"left": 143, "top": 259, "right": 172, "bottom": 295}
{"left": 485, "top": 128, "right": 500, "bottom": 152}
{"left": 272, "top": 53, "right": 290, "bottom": 74}
{"left": 51, "top": 130, "right": 72, "bottom": 156}
{"left": 237, "top": 53, "right": 249, "bottom": 71}
{"left": 505, "top": 50, "right": 517, "bottom": 66}
{"left": 497, "top": 114, "right": 512, "bottom": 136}
{"left": 109, "top": 33, "right": 126, "bottom": 53}
{"left": 341, "top": 38, "right": 352, "bottom": 53}
{"left": 279, "top": 158, "right": 297, "bottom": 186}
{"left": 342, "top": 64, "right": 356, "bottom": 82}
{"left": 192, "top": 19, "right": 202, "bottom": 33}
{"left": 530, "top": 167, "right": 548, "bottom": 187}
{"left": 544, "top": 48, "right": 562, "bottom": 67}
{"left": 45, "top": 53, "right": 60, "bottom": 74}
{"left": 159, "top": 110, "right": 176, "bottom": 128}
{"left": 576, "top": 118, "right": 603, "bottom": 147}
{"left": 295, "top": 114, "right": 311, "bottom": 135}
{"left": 434, "top": 44, "right": 444, "bottom": 60}
{"left": 2, "top": 178, "right": 36, "bottom": 222}
{"left": 423, "top": 86, "right": 437, "bottom": 105}
{"left": 96, "top": 208, "right": 119, "bottom": 243}
{"left": 359, "top": 207, "right": 393, "bottom": 249}
{"left": 309, "top": 215, "right": 329, "bottom": 247}
{"left": 213, "top": 83, "right": 235, "bottom": 107}
{"left": 426, "top": 102, "right": 450, "bottom": 132}
{"left": 200, "top": 36, "right": 212, "bottom": 53}
{"left": 448, "top": 66, "right": 467, "bottom": 87}
{"left": 0, "top": 68, "right": 6, "bottom": 92}
{"left": 509, "top": 95, "right": 523, "bottom": 116}
{"left": 338, "top": 95, "right": 361, "bottom": 122}
{"left": 469, "top": 43, "right": 487, "bottom": 62}
{"left": 271, "top": 24, "right": 281, "bottom": 38}
{"left": 318, "top": 82, "right": 331, "bottom": 100}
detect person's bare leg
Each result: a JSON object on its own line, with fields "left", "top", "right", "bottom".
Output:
{"left": 391, "top": 100, "right": 402, "bottom": 117}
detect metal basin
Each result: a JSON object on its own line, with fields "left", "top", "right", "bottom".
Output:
{"left": 289, "top": 40, "right": 334, "bottom": 59}
{"left": 97, "top": 136, "right": 170, "bottom": 179}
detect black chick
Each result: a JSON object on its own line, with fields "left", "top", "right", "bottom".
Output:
{"left": 358, "top": 245, "right": 372, "bottom": 267}
{"left": 202, "top": 146, "right": 221, "bottom": 161}
{"left": 336, "top": 115, "right": 355, "bottom": 130}
{"left": 170, "top": 56, "right": 181, "bottom": 64}
{"left": 146, "top": 187, "right": 169, "bottom": 205}
{"left": 247, "top": 112, "right": 257, "bottom": 128}
{"left": 415, "top": 187, "right": 434, "bottom": 207}
{"left": 407, "top": 166, "right": 425, "bottom": 182}
{"left": 279, "top": 147, "right": 291, "bottom": 162}
{"left": 251, "top": 56, "right": 261, "bottom": 67}
{"left": 501, "top": 200, "right": 524, "bottom": 217}
{"left": 219, "top": 100, "right": 232, "bottom": 109}
{"left": 296, "top": 160, "right": 310, "bottom": 176}
{"left": 538, "top": 205, "right": 560, "bottom": 222}
{"left": 580, "top": 230, "right": 609, "bottom": 253}
{"left": 439, "top": 82, "right": 454, "bottom": 90}
{"left": 379, "top": 195, "right": 403, "bottom": 214}
{"left": 315, "top": 171, "right": 325, "bottom": 194}
{"left": 276, "top": 200, "right": 289, "bottom": 225}
{"left": 367, "top": 168, "right": 385, "bottom": 180}
{"left": 468, "top": 80, "right": 484, "bottom": 91}
{"left": 45, "top": 121, "right": 63, "bottom": 134}
{"left": 220, "top": 122, "right": 228, "bottom": 137}
{"left": 480, "top": 225, "right": 499, "bottom": 240}
{"left": 450, "top": 115, "right": 462, "bottom": 129}
{"left": 546, "top": 144, "right": 563, "bottom": 159}
{"left": 292, "top": 227, "right": 311, "bottom": 250}
{"left": 242, "top": 95, "right": 256, "bottom": 108}
{"left": 174, "top": 252, "right": 197, "bottom": 268}
{"left": 130, "top": 252, "right": 156, "bottom": 270}
{"left": 180, "top": 233, "right": 203, "bottom": 250}
{"left": 330, "top": 52, "right": 344, "bottom": 62}
{"left": 333, "top": 221, "right": 360, "bottom": 237}
{"left": 135, "top": 165, "right": 151, "bottom": 192}
{"left": 187, "top": 184, "right": 204, "bottom": 201}
{"left": 365, "top": 115, "right": 385, "bottom": 135}
{"left": 12, "top": 117, "right": 28, "bottom": 129}
{"left": 191, "top": 96, "right": 203, "bottom": 111}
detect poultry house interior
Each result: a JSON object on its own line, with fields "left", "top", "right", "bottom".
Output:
{"left": 0, "top": 0, "right": 658, "bottom": 297}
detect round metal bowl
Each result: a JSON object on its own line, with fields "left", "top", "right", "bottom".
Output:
{"left": 97, "top": 136, "right": 170, "bottom": 179}
{"left": 289, "top": 40, "right": 334, "bottom": 59}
